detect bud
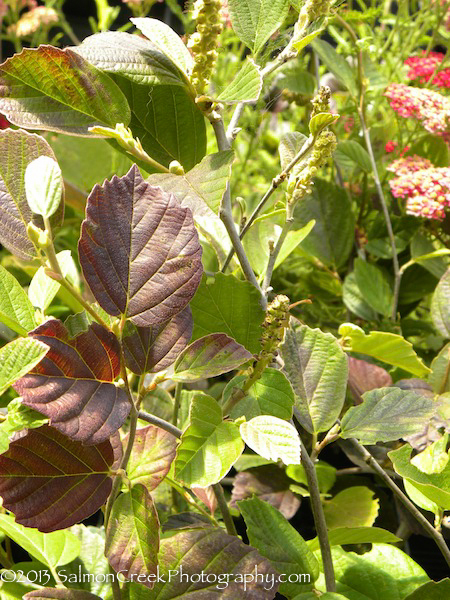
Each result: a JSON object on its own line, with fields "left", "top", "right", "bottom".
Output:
{"left": 169, "top": 161, "right": 185, "bottom": 175}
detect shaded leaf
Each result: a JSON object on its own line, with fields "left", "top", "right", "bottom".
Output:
{"left": 240, "top": 416, "right": 301, "bottom": 465}
{"left": 190, "top": 272, "right": 265, "bottom": 353}
{"left": 239, "top": 496, "right": 319, "bottom": 596}
{"left": 112, "top": 80, "right": 206, "bottom": 172}
{"left": 312, "top": 39, "right": 358, "bottom": 95}
{"left": 347, "top": 356, "right": 392, "bottom": 403}
{"left": 293, "top": 179, "right": 355, "bottom": 268}
{"left": 287, "top": 461, "right": 336, "bottom": 494}
{"left": 222, "top": 367, "right": 294, "bottom": 420}
{"left": 79, "top": 165, "right": 203, "bottom": 327}
{"left": 162, "top": 512, "right": 213, "bottom": 532}
{"left": 404, "top": 579, "right": 450, "bottom": 600}
{"left": 431, "top": 267, "right": 450, "bottom": 337}
{"left": 148, "top": 150, "right": 234, "bottom": 217}
{"left": 342, "top": 272, "right": 378, "bottom": 321}
{"left": 307, "top": 526, "right": 401, "bottom": 552}
{"left": 0, "top": 129, "right": 63, "bottom": 260}
{"left": 279, "top": 132, "right": 308, "bottom": 176}
{"left": 282, "top": 324, "right": 348, "bottom": 434}
{"left": 228, "top": 0, "right": 290, "bottom": 55}
{"left": 323, "top": 486, "right": 379, "bottom": 529}
{"left": 75, "top": 31, "right": 188, "bottom": 87}
{"left": 334, "top": 140, "right": 372, "bottom": 172}
{"left": 25, "top": 591, "right": 102, "bottom": 600}
{"left": 0, "top": 514, "right": 80, "bottom": 570}
{"left": 0, "top": 265, "right": 37, "bottom": 335}
{"left": 0, "top": 425, "right": 116, "bottom": 532}
{"left": 0, "top": 46, "right": 130, "bottom": 135}
{"left": 230, "top": 465, "right": 301, "bottom": 519}
{"left": 172, "top": 333, "right": 253, "bottom": 382}
{"left": 131, "top": 17, "right": 194, "bottom": 75}
{"left": 125, "top": 425, "right": 177, "bottom": 490}
{"left": 339, "top": 323, "right": 431, "bottom": 377}
{"left": 429, "top": 343, "right": 450, "bottom": 394}
{"left": 106, "top": 484, "right": 159, "bottom": 588}
{"left": 218, "top": 59, "right": 262, "bottom": 103}
{"left": 123, "top": 307, "right": 192, "bottom": 375}
{"left": 341, "top": 387, "right": 434, "bottom": 444}
{"left": 25, "top": 156, "right": 63, "bottom": 219}
{"left": 354, "top": 258, "right": 393, "bottom": 317}
{"left": 0, "top": 337, "right": 48, "bottom": 397}
{"left": 14, "top": 319, "right": 130, "bottom": 445}
{"left": 278, "top": 68, "right": 316, "bottom": 97}
{"left": 174, "top": 393, "right": 244, "bottom": 487}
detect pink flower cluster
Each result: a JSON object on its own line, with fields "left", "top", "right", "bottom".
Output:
{"left": 388, "top": 155, "right": 450, "bottom": 220}
{"left": 405, "top": 52, "right": 450, "bottom": 88}
{"left": 384, "top": 83, "right": 450, "bottom": 139}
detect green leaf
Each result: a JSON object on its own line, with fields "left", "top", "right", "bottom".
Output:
{"left": 404, "top": 579, "right": 450, "bottom": 600}
{"left": 0, "top": 46, "right": 130, "bottom": 135}
{"left": 282, "top": 324, "right": 348, "bottom": 434}
{"left": 279, "top": 132, "right": 309, "bottom": 176}
{"left": 112, "top": 80, "right": 206, "bottom": 172}
{"left": 75, "top": 32, "right": 188, "bottom": 87}
{"left": 106, "top": 484, "right": 159, "bottom": 586}
{"left": 148, "top": 150, "right": 234, "bottom": 217}
{"left": 239, "top": 496, "right": 319, "bottom": 597}
{"left": 339, "top": 323, "right": 431, "bottom": 377}
{"left": 309, "top": 112, "right": 339, "bottom": 136}
{"left": 307, "top": 527, "right": 401, "bottom": 552}
{"left": 315, "top": 545, "right": 428, "bottom": 599}
{"left": 354, "top": 258, "right": 393, "bottom": 317}
{"left": 65, "top": 525, "right": 110, "bottom": 598}
{"left": 0, "top": 338, "right": 48, "bottom": 396}
{"left": 189, "top": 273, "right": 265, "bottom": 353}
{"left": 172, "top": 333, "right": 253, "bottom": 382}
{"left": 312, "top": 39, "right": 358, "bottom": 96}
{"left": 293, "top": 179, "right": 355, "bottom": 268}
{"left": 334, "top": 140, "right": 372, "bottom": 172}
{"left": 0, "top": 265, "right": 36, "bottom": 335}
{"left": 411, "top": 233, "right": 450, "bottom": 279}
{"left": 340, "top": 387, "right": 434, "bottom": 444}
{"left": 342, "top": 272, "right": 378, "bottom": 321}
{"left": 409, "top": 134, "right": 449, "bottom": 167}
{"left": 131, "top": 17, "right": 194, "bottom": 75}
{"left": 293, "top": 594, "right": 349, "bottom": 600}
{"left": 28, "top": 250, "right": 78, "bottom": 313}
{"left": 389, "top": 443, "right": 450, "bottom": 510}
{"left": 287, "top": 461, "right": 336, "bottom": 494}
{"left": 323, "top": 487, "right": 379, "bottom": 529}
{"left": 429, "top": 343, "right": 450, "bottom": 393}
{"left": 223, "top": 368, "right": 294, "bottom": 420}
{"left": 218, "top": 59, "right": 263, "bottom": 103}
{"left": 431, "top": 267, "right": 450, "bottom": 338}
{"left": 25, "top": 591, "right": 102, "bottom": 600}
{"left": 0, "top": 514, "right": 80, "bottom": 569}
{"left": 174, "top": 393, "right": 244, "bottom": 487}
{"left": 278, "top": 68, "right": 316, "bottom": 96}
{"left": 24, "top": 156, "right": 63, "bottom": 219}
{"left": 228, "top": 0, "right": 290, "bottom": 54}
{"left": 240, "top": 416, "right": 301, "bottom": 465}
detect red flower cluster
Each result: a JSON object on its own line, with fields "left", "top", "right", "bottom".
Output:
{"left": 384, "top": 83, "right": 450, "bottom": 139}
{"left": 405, "top": 52, "right": 450, "bottom": 88}
{"left": 388, "top": 155, "right": 450, "bottom": 220}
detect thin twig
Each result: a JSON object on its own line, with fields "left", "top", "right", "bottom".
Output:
{"left": 262, "top": 208, "right": 294, "bottom": 293}
{"left": 346, "top": 437, "right": 450, "bottom": 569}
{"left": 138, "top": 410, "right": 183, "bottom": 438}
{"left": 297, "top": 431, "right": 336, "bottom": 592}
{"left": 212, "top": 483, "right": 238, "bottom": 536}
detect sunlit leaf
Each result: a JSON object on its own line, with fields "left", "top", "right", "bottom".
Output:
{"left": 0, "top": 46, "right": 130, "bottom": 135}
{"left": 106, "top": 484, "right": 159, "bottom": 587}
{"left": 28, "top": 250, "right": 78, "bottom": 313}
{"left": 218, "top": 59, "right": 263, "bottom": 103}
{"left": 79, "top": 165, "right": 203, "bottom": 327}
{"left": 240, "top": 416, "right": 301, "bottom": 465}
{"left": 24, "top": 156, "right": 63, "bottom": 219}
{"left": 14, "top": 319, "right": 130, "bottom": 445}
{"left": 172, "top": 333, "right": 253, "bottom": 382}
{"left": 0, "top": 338, "right": 48, "bottom": 397}
{"left": 0, "top": 425, "right": 117, "bottom": 532}
{"left": 307, "top": 526, "right": 401, "bottom": 552}
{"left": 323, "top": 487, "right": 379, "bottom": 529}
{"left": 0, "top": 265, "right": 36, "bottom": 335}
{"left": 122, "top": 307, "right": 193, "bottom": 375}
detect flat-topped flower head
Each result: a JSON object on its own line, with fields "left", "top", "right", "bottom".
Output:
{"left": 405, "top": 52, "right": 450, "bottom": 88}
{"left": 387, "top": 155, "right": 433, "bottom": 176}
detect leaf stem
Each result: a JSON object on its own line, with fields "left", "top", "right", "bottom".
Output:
{"left": 0, "top": 544, "right": 12, "bottom": 569}
{"left": 138, "top": 410, "right": 183, "bottom": 438}
{"left": 165, "top": 476, "right": 221, "bottom": 527}
{"left": 262, "top": 203, "right": 295, "bottom": 293}
{"left": 346, "top": 437, "right": 450, "bottom": 569}
{"left": 173, "top": 382, "right": 183, "bottom": 427}
{"left": 296, "top": 418, "right": 336, "bottom": 592}
{"left": 212, "top": 483, "right": 238, "bottom": 536}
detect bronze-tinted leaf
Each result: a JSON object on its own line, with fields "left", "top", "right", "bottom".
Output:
{"left": 192, "top": 486, "right": 218, "bottom": 516}
{"left": 25, "top": 591, "right": 102, "bottom": 600}
{"left": 129, "top": 527, "right": 279, "bottom": 599}
{"left": 124, "top": 425, "right": 177, "bottom": 490}
{"left": 14, "top": 319, "right": 130, "bottom": 445}
{"left": 231, "top": 465, "right": 301, "bottom": 520}
{"left": 0, "top": 425, "right": 115, "bottom": 532}
{"left": 78, "top": 165, "right": 203, "bottom": 327}
{"left": 172, "top": 333, "right": 253, "bottom": 382}
{"left": 348, "top": 356, "right": 392, "bottom": 404}
{"left": 0, "top": 129, "right": 63, "bottom": 260}
{"left": 106, "top": 484, "right": 160, "bottom": 588}
{"left": 123, "top": 307, "right": 193, "bottom": 374}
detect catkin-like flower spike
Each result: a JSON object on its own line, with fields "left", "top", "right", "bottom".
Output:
{"left": 311, "top": 86, "right": 332, "bottom": 117}
{"left": 188, "top": 0, "right": 223, "bottom": 96}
